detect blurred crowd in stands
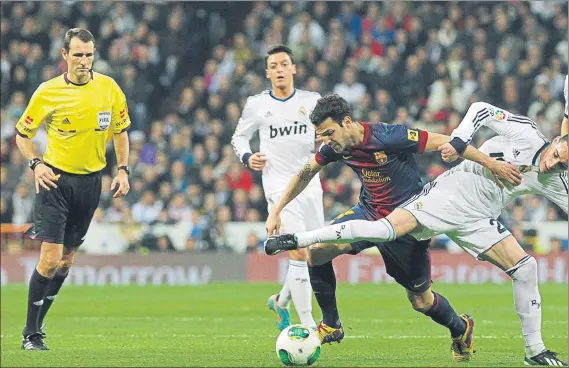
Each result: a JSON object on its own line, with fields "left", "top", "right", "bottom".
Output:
{"left": 1, "top": 1, "right": 567, "bottom": 253}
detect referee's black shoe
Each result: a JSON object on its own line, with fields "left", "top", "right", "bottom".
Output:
{"left": 21, "top": 332, "right": 49, "bottom": 351}
{"left": 264, "top": 234, "right": 299, "bottom": 255}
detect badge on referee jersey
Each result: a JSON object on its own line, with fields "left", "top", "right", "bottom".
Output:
{"left": 97, "top": 111, "right": 111, "bottom": 130}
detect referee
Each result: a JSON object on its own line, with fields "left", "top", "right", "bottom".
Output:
{"left": 15, "top": 28, "right": 131, "bottom": 350}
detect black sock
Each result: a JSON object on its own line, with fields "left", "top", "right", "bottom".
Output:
{"left": 37, "top": 272, "right": 68, "bottom": 328}
{"left": 424, "top": 292, "right": 466, "bottom": 338}
{"left": 308, "top": 262, "right": 341, "bottom": 328}
{"left": 23, "top": 269, "right": 52, "bottom": 336}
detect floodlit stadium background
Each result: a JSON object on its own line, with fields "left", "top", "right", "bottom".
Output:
{"left": 1, "top": 1, "right": 566, "bottom": 283}
{"left": 1, "top": 2, "right": 567, "bottom": 367}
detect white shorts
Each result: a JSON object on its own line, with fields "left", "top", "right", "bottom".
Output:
{"left": 401, "top": 177, "right": 511, "bottom": 259}
{"left": 267, "top": 189, "right": 325, "bottom": 234}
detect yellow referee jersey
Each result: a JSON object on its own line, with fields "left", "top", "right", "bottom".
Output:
{"left": 15, "top": 71, "right": 131, "bottom": 174}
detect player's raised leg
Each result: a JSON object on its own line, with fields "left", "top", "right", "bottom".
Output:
{"left": 479, "top": 236, "right": 567, "bottom": 366}
{"left": 265, "top": 208, "right": 416, "bottom": 253}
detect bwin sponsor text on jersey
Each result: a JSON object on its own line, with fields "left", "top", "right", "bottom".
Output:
{"left": 269, "top": 122, "right": 308, "bottom": 138}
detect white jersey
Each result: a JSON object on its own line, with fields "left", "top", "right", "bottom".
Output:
{"left": 449, "top": 102, "right": 568, "bottom": 217}
{"left": 231, "top": 89, "right": 323, "bottom": 198}
{"left": 403, "top": 102, "right": 567, "bottom": 258}
{"left": 563, "top": 75, "right": 569, "bottom": 118}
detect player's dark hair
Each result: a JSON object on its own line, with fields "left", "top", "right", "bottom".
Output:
{"left": 265, "top": 44, "right": 295, "bottom": 68}
{"left": 64, "top": 28, "right": 95, "bottom": 52}
{"left": 309, "top": 94, "right": 352, "bottom": 127}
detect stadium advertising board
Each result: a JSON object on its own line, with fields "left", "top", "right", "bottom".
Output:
{"left": 246, "top": 251, "right": 569, "bottom": 284}
{"left": 0, "top": 253, "right": 246, "bottom": 285}
{"left": 2, "top": 251, "right": 566, "bottom": 285}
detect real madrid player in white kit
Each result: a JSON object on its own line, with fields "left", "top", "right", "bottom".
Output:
{"left": 231, "top": 45, "right": 322, "bottom": 331}
{"left": 265, "top": 101, "right": 568, "bottom": 366}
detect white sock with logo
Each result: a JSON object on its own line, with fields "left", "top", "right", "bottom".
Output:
{"left": 288, "top": 260, "right": 316, "bottom": 329}
{"left": 295, "top": 219, "right": 395, "bottom": 248}
{"left": 506, "top": 255, "right": 545, "bottom": 358}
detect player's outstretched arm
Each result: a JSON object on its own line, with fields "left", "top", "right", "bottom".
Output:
{"left": 439, "top": 142, "right": 522, "bottom": 188}
{"left": 265, "top": 156, "right": 323, "bottom": 235}
{"left": 422, "top": 132, "right": 451, "bottom": 152}
{"left": 561, "top": 117, "right": 568, "bottom": 136}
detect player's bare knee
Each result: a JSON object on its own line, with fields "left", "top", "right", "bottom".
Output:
{"left": 57, "top": 260, "right": 74, "bottom": 275}
{"left": 407, "top": 290, "right": 433, "bottom": 313}
{"left": 36, "top": 262, "right": 59, "bottom": 278}
{"left": 37, "top": 242, "right": 64, "bottom": 276}
{"left": 309, "top": 243, "right": 347, "bottom": 266}
{"left": 389, "top": 209, "right": 418, "bottom": 236}
{"left": 40, "top": 252, "right": 61, "bottom": 266}
{"left": 38, "top": 251, "right": 63, "bottom": 276}
{"left": 58, "top": 248, "right": 77, "bottom": 275}
{"left": 288, "top": 248, "right": 308, "bottom": 261}
{"left": 308, "top": 246, "right": 326, "bottom": 266}
{"left": 408, "top": 296, "right": 431, "bottom": 313}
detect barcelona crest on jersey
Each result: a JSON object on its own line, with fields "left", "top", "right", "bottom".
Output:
{"left": 374, "top": 151, "right": 387, "bottom": 165}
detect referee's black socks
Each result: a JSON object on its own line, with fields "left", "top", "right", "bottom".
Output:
{"left": 23, "top": 269, "right": 51, "bottom": 336}
{"left": 38, "top": 272, "right": 68, "bottom": 329}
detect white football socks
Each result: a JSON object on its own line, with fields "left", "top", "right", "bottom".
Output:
{"left": 288, "top": 260, "right": 316, "bottom": 329}
{"left": 295, "top": 218, "right": 396, "bottom": 248}
{"left": 507, "top": 255, "right": 546, "bottom": 358}
{"left": 277, "top": 278, "right": 291, "bottom": 309}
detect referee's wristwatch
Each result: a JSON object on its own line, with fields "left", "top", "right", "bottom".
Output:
{"left": 28, "top": 158, "right": 43, "bottom": 171}
{"left": 117, "top": 165, "right": 130, "bottom": 175}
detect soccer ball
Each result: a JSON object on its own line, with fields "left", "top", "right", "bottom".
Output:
{"left": 275, "top": 324, "right": 321, "bottom": 366}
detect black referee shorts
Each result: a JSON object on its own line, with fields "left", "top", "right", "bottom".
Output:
{"left": 25, "top": 164, "right": 102, "bottom": 248}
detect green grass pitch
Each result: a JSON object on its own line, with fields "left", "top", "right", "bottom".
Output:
{"left": 1, "top": 283, "right": 567, "bottom": 367}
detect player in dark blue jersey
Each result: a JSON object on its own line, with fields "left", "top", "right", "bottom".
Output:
{"left": 315, "top": 115, "right": 428, "bottom": 220}
{"left": 265, "top": 94, "right": 476, "bottom": 362}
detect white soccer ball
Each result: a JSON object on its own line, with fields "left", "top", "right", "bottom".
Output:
{"left": 275, "top": 324, "right": 321, "bottom": 366}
